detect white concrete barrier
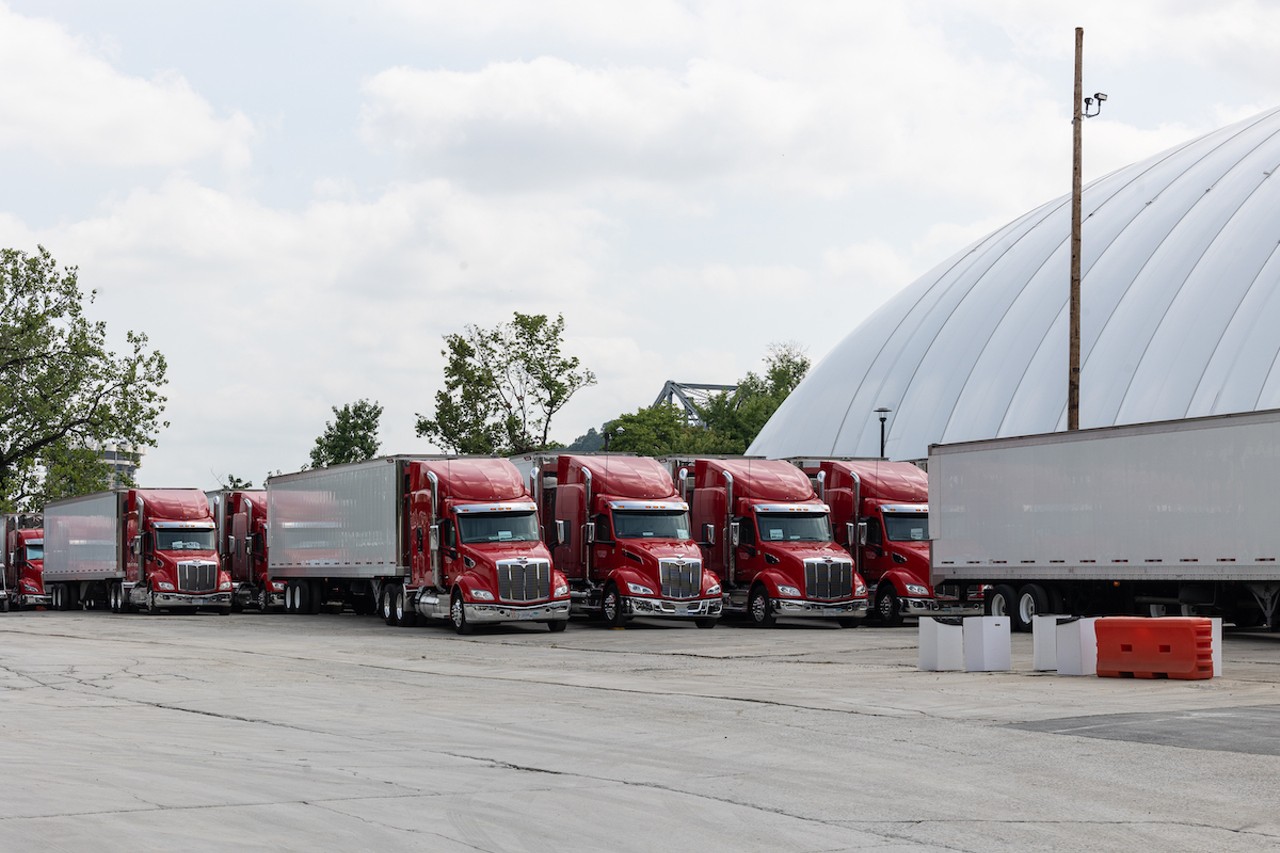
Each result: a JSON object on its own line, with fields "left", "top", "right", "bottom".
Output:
{"left": 1032, "top": 614, "right": 1061, "bottom": 671}
{"left": 963, "top": 616, "right": 1011, "bottom": 672}
{"left": 1055, "top": 617, "right": 1098, "bottom": 676}
{"left": 918, "top": 617, "right": 965, "bottom": 671}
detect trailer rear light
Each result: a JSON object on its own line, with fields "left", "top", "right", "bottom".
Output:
{"left": 777, "top": 585, "right": 801, "bottom": 597}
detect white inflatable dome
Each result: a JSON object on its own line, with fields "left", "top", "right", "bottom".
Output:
{"left": 750, "top": 107, "right": 1280, "bottom": 461}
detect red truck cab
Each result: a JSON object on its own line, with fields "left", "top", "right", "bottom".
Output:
{"left": 527, "top": 454, "right": 722, "bottom": 628}
{"left": 209, "top": 489, "right": 283, "bottom": 612}
{"left": 3, "top": 514, "right": 48, "bottom": 611}
{"left": 798, "top": 459, "right": 981, "bottom": 625}
{"left": 675, "top": 458, "right": 869, "bottom": 626}
{"left": 118, "top": 489, "right": 234, "bottom": 613}
{"left": 403, "top": 458, "right": 571, "bottom": 633}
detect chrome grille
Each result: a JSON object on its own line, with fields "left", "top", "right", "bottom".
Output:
{"left": 178, "top": 561, "right": 217, "bottom": 593}
{"left": 805, "top": 559, "right": 853, "bottom": 600}
{"left": 659, "top": 560, "right": 700, "bottom": 599}
{"left": 497, "top": 559, "right": 551, "bottom": 602}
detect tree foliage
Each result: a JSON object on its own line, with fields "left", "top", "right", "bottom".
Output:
{"left": 309, "top": 398, "right": 383, "bottom": 468}
{"left": 217, "top": 473, "right": 254, "bottom": 489}
{"left": 599, "top": 343, "right": 809, "bottom": 458}
{"left": 0, "top": 247, "right": 168, "bottom": 511}
{"left": 416, "top": 312, "right": 596, "bottom": 455}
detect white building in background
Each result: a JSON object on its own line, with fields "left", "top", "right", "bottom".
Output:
{"left": 750, "top": 107, "right": 1280, "bottom": 462}
{"left": 101, "top": 443, "right": 143, "bottom": 486}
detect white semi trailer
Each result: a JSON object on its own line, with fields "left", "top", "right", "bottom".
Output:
{"left": 929, "top": 409, "right": 1280, "bottom": 632}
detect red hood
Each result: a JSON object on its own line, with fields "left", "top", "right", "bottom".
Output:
{"left": 463, "top": 540, "right": 553, "bottom": 566}
{"left": 617, "top": 539, "right": 701, "bottom": 562}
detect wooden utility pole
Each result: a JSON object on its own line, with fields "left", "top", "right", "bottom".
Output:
{"left": 1069, "top": 27, "right": 1083, "bottom": 431}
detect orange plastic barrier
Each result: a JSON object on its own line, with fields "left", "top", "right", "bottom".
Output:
{"left": 1094, "top": 617, "right": 1214, "bottom": 680}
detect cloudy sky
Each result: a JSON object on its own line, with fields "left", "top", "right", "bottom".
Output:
{"left": 4, "top": 0, "right": 1279, "bottom": 488}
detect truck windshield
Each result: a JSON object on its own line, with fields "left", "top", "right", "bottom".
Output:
{"left": 756, "top": 512, "right": 831, "bottom": 542}
{"left": 155, "top": 529, "right": 216, "bottom": 551}
{"left": 612, "top": 510, "right": 690, "bottom": 540}
{"left": 458, "top": 511, "right": 540, "bottom": 544}
{"left": 25, "top": 543, "right": 43, "bottom": 560}
{"left": 884, "top": 514, "right": 929, "bottom": 542}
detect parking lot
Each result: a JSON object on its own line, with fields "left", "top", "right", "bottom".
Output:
{"left": 3, "top": 611, "right": 1280, "bottom": 852}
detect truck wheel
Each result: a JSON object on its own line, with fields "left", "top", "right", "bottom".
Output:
{"left": 451, "top": 591, "right": 473, "bottom": 635}
{"left": 695, "top": 617, "right": 717, "bottom": 629}
{"left": 876, "top": 587, "right": 904, "bottom": 627}
{"left": 601, "top": 584, "right": 628, "bottom": 627}
{"left": 547, "top": 619, "right": 568, "bottom": 633}
{"left": 230, "top": 593, "right": 243, "bottom": 614}
{"left": 305, "top": 581, "right": 323, "bottom": 614}
{"left": 394, "top": 587, "right": 418, "bottom": 628}
{"left": 0, "top": 598, "right": 9, "bottom": 613}
{"left": 837, "top": 618, "right": 860, "bottom": 628}
{"left": 748, "top": 585, "right": 775, "bottom": 627}
{"left": 1015, "top": 584, "right": 1049, "bottom": 632}
{"left": 986, "top": 584, "right": 1017, "bottom": 620}
{"left": 381, "top": 585, "right": 397, "bottom": 626}
{"left": 257, "top": 587, "right": 271, "bottom": 613}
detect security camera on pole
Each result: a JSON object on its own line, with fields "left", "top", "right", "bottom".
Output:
{"left": 1070, "top": 26, "right": 1107, "bottom": 432}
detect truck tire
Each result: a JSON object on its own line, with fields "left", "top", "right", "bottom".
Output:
{"left": 393, "top": 587, "right": 418, "bottom": 627}
{"left": 695, "top": 618, "right": 717, "bottom": 629}
{"left": 748, "top": 585, "right": 775, "bottom": 627}
{"left": 451, "top": 590, "right": 473, "bottom": 635}
{"left": 306, "top": 581, "right": 323, "bottom": 615}
{"left": 1015, "top": 583, "right": 1050, "bottom": 632}
{"left": 837, "top": 618, "right": 860, "bottom": 628}
{"left": 547, "top": 619, "right": 568, "bottom": 633}
{"left": 986, "top": 584, "right": 1017, "bottom": 620}
{"left": 601, "top": 584, "right": 629, "bottom": 628}
{"left": 875, "top": 586, "right": 904, "bottom": 627}
{"left": 381, "top": 585, "right": 396, "bottom": 626}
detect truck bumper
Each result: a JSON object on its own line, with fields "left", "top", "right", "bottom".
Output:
{"left": 775, "top": 599, "right": 870, "bottom": 619}
{"left": 628, "top": 596, "right": 723, "bottom": 619}
{"left": 903, "top": 597, "right": 984, "bottom": 617}
{"left": 152, "top": 592, "right": 233, "bottom": 609}
{"left": 465, "top": 600, "right": 571, "bottom": 625}
{"left": 19, "top": 594, "right": 52, "bottom": 608}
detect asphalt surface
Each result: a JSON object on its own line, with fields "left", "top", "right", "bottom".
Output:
{"left": 3, "top": 611, "right": 1280, "bottom": 852}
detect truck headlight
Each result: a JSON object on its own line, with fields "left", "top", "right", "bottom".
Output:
{"left": 905, "top": 584, "right": 930, "bottom": 597}
{"left": 777, "top": 585, "right": 801, "bottom": 597}
{"left": 706, "top": 583, "right": 721, "bottom": 596}
{"left": 855, "top": 582, "right": 868, "bottom": 597}
{"left": 471, "top": 590, "right": 494, "bottom": 601}
{"left": 220, "top": 581, "right": 233, "bottom": 591}
{"left": 554, "top": 583, "right": 569, "bottom": 597}
{"left": 627, "top": 583, "right": 654, "bottom": 596}
{"left": 272, "top": 581, "right": 286, "bottom": 592}
{"left": 157, "top": 582, "right": 175, "bottom": 591}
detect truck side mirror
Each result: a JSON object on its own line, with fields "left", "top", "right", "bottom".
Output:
{"left": 729, "top": 521, "right": 740, "bottom": 547}
{"left": 429, "top": 524, "right": 440, "bottom": 553}
{"left": 227, "top": 534, "right": 236, "bottom": 557}
{"left": 584, "top": 521, "right": 596, "bottom": 544}
{"left": 555, "top": 519, "right": 566, "bottom": 545}
{"left": 856, "top": 521, "right": 868, "bottom": 547}
{"left": 702, "top": 523, "right": 715, "bottom": 546}
{"left": 131, "top": 536, "right": 142, "bottom": 557}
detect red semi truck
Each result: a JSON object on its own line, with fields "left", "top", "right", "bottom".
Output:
{"left": 672, "top": 458, "right": 869, "bottom": 626}
{"left": 268, "top": 456, "right": 571, "bottom": 633}
{"left": 521, "top": 453, "right": 722, "bottom": 628}
{"left": 2, "top": 513, "right": 48, "bottom": 611}
{"left": 208, "top": 489, "right": 283, "bottom": 612}
{"left": 43, "top": 489, "right": 233, "bottom": 613}
{"left": 792, "top": 459, "right": 981, "bottom": 625}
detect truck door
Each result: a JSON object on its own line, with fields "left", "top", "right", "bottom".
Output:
{"left": 861, "top": 516, "right": 887, "bottom": 582}
{"left": 733, "top": 515, "right": 764, "bottom": 584}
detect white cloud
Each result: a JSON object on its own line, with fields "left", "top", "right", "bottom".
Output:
{"left": 0, "top": 3, "right": 254, "bottom": 171}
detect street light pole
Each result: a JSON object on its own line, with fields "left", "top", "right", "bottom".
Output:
{"left": 874, "top": 407, "right": 891, "bottom": 458}
{"left": 1069, "top": 27, "right": 1106, "bottom": 432}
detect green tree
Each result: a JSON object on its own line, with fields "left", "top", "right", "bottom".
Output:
{"left": 0, "top": 247, "right": 168, "bottom": 511}
{"left": 696, "top": 342, "right": 810, "bottom": 452}
{"left": 310, "top": 398, "right": 383, "bottom": 468}
{"left": 606, "top": 404, "right": 737, "bottom": 456}
{"left": 217, "top": 473, "right": 254, "bottom": 489}
{"left": 416, "top": 312, "right": 596, "bottom": 455}
{"left": 24, "top": 439, "right": 126, "bottom": 508}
